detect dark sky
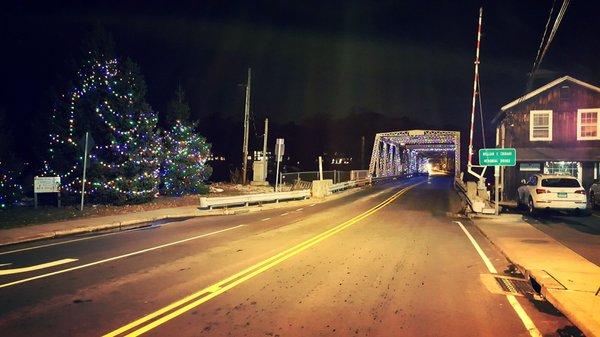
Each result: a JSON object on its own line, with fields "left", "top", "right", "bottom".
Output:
{"left": 1, "top": 1, "right": 599, "bottom": 163}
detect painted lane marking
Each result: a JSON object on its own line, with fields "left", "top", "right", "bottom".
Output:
{"left": 454, "top": 221, "right": 542, "bottom": 337}
{"left": 0, "top": 263, "right": 12, "bottom": 267}
{"left": 309, "top": 204, "right": 316, "bottom": 207}
{"left": 261, "top": 218, "right": 271, "bottom": 222}
{"left": 592, "top": 213, "right": 600, "bottom": 218}
{"left": 280, "top": 212, "right": 289, "bottom": 216}
{"left": 0, "top": 225, "right": 245, "bottom": 289}
{"left": 295, "top": 208, "right": 303, "bottom": 212}
{"left": 103, "top": 182, "right": 421, "bottom": 337}
{"left": 454, "top": 221, "right": 497, "bottom": 273}
{"left": 0, "top": 258, "right": 78, "bottom": 276}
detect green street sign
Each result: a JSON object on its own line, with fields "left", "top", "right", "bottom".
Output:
{"left": 479, "top": 148, "right": 516, "bottom": 166}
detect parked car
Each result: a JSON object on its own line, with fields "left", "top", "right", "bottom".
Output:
{"left": 589, "top": 179, "right": 600, "bottom": 209}
{"left": 517, "top": 174, "right": 589, "bottom": 215}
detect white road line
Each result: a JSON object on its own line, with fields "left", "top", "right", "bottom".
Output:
{"left": 0, "top": 224, "right": 245, "bottom": 289}
{"left": 454, "top": 221, "right": 542, "bottom": 337}
{"left": 0, "top": 263, "right": 12, "bottom": 267}
{"left": 261, "top": 218, "right": 271, "bottom": 222}
{"left": 309, "top": 204, "right": 316, "bottom": 207}
{"left": 280, "top": 213, "right": 289, "bottom": 216}
{"left": 295, "top": 208, "right": 303, "bottom": 212}
{"left": 454, "top": 221, "right": 497, "bottom": 273}
{"left": 592, "top": 213, "right": 600, "bottom": 218}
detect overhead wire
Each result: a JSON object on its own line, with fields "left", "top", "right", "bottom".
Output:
{"left": 527, "top": 0, "right": 557, "bottom": 89}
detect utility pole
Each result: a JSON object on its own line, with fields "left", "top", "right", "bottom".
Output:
{"left": 360, "top": 136, "right": 365, "bottom": 169}
{"left": 262, "top": 118, "right": 269, "bottom": 178}
{"left": 242, "top": 67, "right": 251, "bottom": 185}
{"left": 262, "top": 118, "right": 269, "bottom": 160}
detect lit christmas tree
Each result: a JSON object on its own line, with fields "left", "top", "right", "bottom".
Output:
{"left": 161, "top": 121, "right": 212, "bottom": 196}
{"left": 44, "top": 54, "right": 161, "bottom": 204}
{"left": 0, "top": 162, "right": 23, "bottom": 209}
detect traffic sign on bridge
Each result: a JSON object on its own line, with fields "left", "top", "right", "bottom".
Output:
{"left": 479, "top": 148, "right": 516, "bottom": 166}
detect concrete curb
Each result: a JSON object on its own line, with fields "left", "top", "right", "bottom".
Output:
{"left": 471, "top": 217, "right": 600, "bottom": 337}
{"left": 0, "top": 186, "right": 368, "bottom": 248}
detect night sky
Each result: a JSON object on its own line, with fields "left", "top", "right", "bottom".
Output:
{"left": 2, "top": 1, "right": 599, "bottom": 173}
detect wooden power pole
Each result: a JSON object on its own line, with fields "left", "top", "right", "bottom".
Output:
{"left": 242, "top": 67, "right": 251, "bottom": 185}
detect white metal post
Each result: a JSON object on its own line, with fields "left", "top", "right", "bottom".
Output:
{"left": 275, "top": 158, "right": 280, "bottom": 192}
{"left": 318, "top": 156, "right": 323, "bottom": 180}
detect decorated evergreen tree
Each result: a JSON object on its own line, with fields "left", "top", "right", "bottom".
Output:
{"left": 44, "top": 53, "right": 161, "bottom": 204}
{"left": 161, "top": 121, "right": 212, "bottom": 196}
{"left": 0, "top": 113, "right": 24, "bottom": 208}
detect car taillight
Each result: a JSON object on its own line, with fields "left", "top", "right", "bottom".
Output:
{"left": 535, "top": 189, "right": 549, "bottom": 194}
{"left": 575, "top": 190, "right": 586, "bottom": 194}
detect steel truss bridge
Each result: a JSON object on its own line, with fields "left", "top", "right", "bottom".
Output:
{"left": 368, "top": 130, "right": 460, "bottom": 177}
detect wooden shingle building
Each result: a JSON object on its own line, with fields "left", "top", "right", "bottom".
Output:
{"left": 495, "top": 76, "right": 600, "bottom": 201}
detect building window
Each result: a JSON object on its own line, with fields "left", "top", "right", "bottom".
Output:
{"left": 560, "top": 85, "right": 570, "bottom": 101}
{"left": 577, "top": 109, "right": 600, "bottom": 140}
{"left": 544, "top": 161, "right": 582, "bottom": 182}
{"left": 529, "top": 110, "right": 552, "bottom": 141}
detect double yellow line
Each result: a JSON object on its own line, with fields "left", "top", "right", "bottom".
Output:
{"left": 104, "top": 182, "right": 419, "bottom": 337}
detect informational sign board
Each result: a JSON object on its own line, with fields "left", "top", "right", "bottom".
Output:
{"left": 34, "top": 176, "right": 61, "bottom": 193}
{"left": 275, "top": 138, "right": 285, "bottom": 162}
{"left": 479, "top": 148, "right": 516, "bottom": 166}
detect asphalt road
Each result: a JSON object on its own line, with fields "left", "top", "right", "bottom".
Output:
{"left": 0, "top": 176, "right": 580, "bottom": 337}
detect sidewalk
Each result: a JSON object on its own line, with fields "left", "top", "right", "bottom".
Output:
{"left": 0, "top": 205, "right": 217, "bottom": 247}
{"left": 473, "top": 214, "right": 600, "bottom": 337}
{"left": 0, "top": 186, "right": 367, "bottom": 247}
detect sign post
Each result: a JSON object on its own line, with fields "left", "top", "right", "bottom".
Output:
{"left": 479, "top": 148, "right": 516, "bottom": 215}
{"left": 274, "top": 138, "right": 285, "bottom": 192}
{"left": 34, "top": 176, "right": 61, "bottom": 209}
{"left": 80, "top": 132, "right": 95, "bottom": 211}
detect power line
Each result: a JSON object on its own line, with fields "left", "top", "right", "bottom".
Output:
{"left": 527, "top": 0, "right": 570, "bottom": 89}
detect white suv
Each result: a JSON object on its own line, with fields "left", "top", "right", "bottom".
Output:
{"left": 517, "top": 174, "right": 588, "bottom": 215}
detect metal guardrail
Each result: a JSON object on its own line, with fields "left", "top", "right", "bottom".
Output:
{"left": 371, "top": 173, "right": 415, "bottom": 184}
{"left": 199, "top": 190, "right": 310, "bottom": 209}
{"left": 329, "top": 180, "right": 357, "bottom": 193}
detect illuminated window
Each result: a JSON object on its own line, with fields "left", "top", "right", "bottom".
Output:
{"left": 529, "top": 110, "right": 552, "bottom": 141}
{"left": 577, "top": 109, "right": 600, "bottom": 140}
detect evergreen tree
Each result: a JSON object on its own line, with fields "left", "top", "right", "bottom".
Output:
{"left": 163, "top": 84, "right": 191, "bottom": 127}
{"left": 0, "top": 113, "right": 23, "bottom": 208}
{"left": 45, "top": 53, "right": 161, "bottom": 204}
{"left": 161, "top": 121, "right": 212, "bottom": 195}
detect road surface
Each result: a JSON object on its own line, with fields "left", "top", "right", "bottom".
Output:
{"left": 0, "top": 176, "right": 580, "bottom": 336}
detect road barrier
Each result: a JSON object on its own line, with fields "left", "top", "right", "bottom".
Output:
{"left": 199, "top": 190, "right": 310, "bottom": 209}
{"left": 454, "top": 177, "right": 473, "bottom": 211}
{"left": 201, "top": 173, "right": 416, "bottom": 208}
{"left": 371, "top": 173, "right": 415, "bottom": 184}
{"left": 329, "top": 180, "right": 358, "bottom": 193}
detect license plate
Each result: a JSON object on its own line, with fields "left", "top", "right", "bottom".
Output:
{"left": 557, "top": 192, "right": 568, "bottom": 198}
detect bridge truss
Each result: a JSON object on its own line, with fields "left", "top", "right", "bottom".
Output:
{"left": 368, "top": 130, "right": 460, "bottom": 177}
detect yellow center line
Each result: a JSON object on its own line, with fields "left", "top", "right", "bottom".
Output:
{"left": 0, "top": 258, "right": 78, "bottom": 276}
{"left": 103, "top": 182, "right": 420, "bottom": 337}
